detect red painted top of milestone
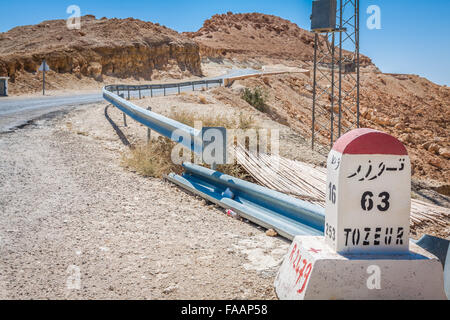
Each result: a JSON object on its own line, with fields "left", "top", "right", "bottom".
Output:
{"left": 332, "top": 128, "right": 408, "bottom": 155}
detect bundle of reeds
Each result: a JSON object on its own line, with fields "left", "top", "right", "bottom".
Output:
{"left": 234, "top": 145, "right": 450, "bottom": 229}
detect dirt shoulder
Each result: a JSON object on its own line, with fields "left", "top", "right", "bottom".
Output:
{"left": 0, "top": 103, "right": 289, "bottom": 299}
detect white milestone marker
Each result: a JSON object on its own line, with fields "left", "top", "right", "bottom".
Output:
{"left": 274, "top": 129, "right": 447, "bottom": 300}
{"left": 325, "top": 128, "right": 411, "bottom": 254}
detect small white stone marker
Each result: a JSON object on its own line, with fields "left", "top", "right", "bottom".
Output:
{"left": 275, "top": 129, "right": 447, "bottom": 300}
{"left": 326, "top": 128, "right": 411, "bottom": 254}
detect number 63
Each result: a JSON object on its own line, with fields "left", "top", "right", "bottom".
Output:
{"left": 361, "top": 191, "right": 390, "bottom": 212}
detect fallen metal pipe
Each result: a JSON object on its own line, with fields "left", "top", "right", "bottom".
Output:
{"left": 182, "top": 163, "right": 325, "bottom": 232}
{"left": 167, "top": 163, "right": 325, "bottom": 240}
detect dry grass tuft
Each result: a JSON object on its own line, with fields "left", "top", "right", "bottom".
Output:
{"left": 121, "top": 137, "right": 183, "bottom": 178}
{"left": 238, "top": 112, "right": 254, "bottom": 129}
{"left": 216, "top": 163, "right": 255, "bottom": 182}
{"left": 169, "top": 109, "right": 254, "bottom": 130}
{"left": 169, "top": 110, "right": 197, "bottom": 127}
{"left": 121, "top": 110, "right": 258, "bottom": 181}
{"left": 198, "top": 95, "right": 208, "bottom": 104}
{"left": 121, "top": 136, "right": 253, "bottom": 181}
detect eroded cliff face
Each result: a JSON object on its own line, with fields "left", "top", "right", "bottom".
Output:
{"left": 197, "top": 43, "right": 228, "bottom": 60}
{"left": 0, "top": 15, "right": 202, "bottom": 92}
{"left": 185, "top": 12, "right": 373, "bottom": 67}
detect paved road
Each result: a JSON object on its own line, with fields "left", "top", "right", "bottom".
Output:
{"left": 0, "top": 69, "right": 260, "bottom": 133}
{"left": 0, "top": 94, "right": 103, "bottom": 132}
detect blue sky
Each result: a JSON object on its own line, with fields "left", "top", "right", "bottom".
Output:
{"left": 1, "top": 0, "right": 449, "bottom": 85}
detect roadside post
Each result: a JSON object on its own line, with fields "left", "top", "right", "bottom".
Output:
{"left": 39, "top": 60, "right": 50, "bottom": 96}
{"left": 0, "top": 77, "right": 8, "bottom": 97}
{"left": 118, "top": 93, "right": 127, "bottom": 127}
{"left": 274, "top": 128, "right": 447, "bottom": 300}
{"left": 147, "top": 107, "right": 152, "bottom": 144}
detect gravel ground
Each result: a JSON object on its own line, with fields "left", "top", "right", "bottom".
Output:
{"left": 0, "top": 103, "right": 290, "bottom": 300}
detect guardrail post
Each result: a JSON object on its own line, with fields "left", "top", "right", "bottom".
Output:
{"left": 164, "top": 87, "right": 166, "bottom": 96}
{"left": 178, "top": 84, "right": 180, "bottom": 94}
{"left": 147, "top": 107, "right": 152, "bottom": 144}
{"left": 117, "top": 92, "right": 127, "bottom": 127}
{"left": 206, "top": 81, "right": 209, "bottom": 90}
{"left": 127, "top": 88, "right": 130, "bottom": 100}
{"left": 151, "top": 87, "right": 153, "bottom": 98}
{"left": 139, "top": 88, "right": 141, "bottom": 99}
{"left": 192, "top": 83, "right": 195, "bottom": 91}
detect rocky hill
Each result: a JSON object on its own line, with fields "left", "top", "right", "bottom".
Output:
{"left": 0, "top": 15, "right": 202, "bottom": 94}
{"left": 184, "top": 12, "right": 373, "bottom": 67}
{"left": 0, "top": 12, "right": 448, "bottom": 192}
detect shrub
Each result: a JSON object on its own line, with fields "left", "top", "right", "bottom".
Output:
{"left": 241, "top": 87, "right": 269, "bottom": 113}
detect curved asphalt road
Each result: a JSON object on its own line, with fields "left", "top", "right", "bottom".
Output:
{"left": 0, "top": 69, "right": 260, "bottom": 133}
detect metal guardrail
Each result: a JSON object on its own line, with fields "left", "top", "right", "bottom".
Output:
{"left": 105, "top": 79, "right": 223, "bottom": 99}
{"left": 103, "top": 76, "right": 325, "bottom": 240}
{"left": 103, "top": 87, "right": 200, "bottom": 150}
{"left": 103, "top": 79, "right": 222, "bottom": 150}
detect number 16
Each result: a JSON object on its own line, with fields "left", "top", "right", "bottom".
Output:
{"left": 329, "top": 183, "right": 337, "bottom": 204}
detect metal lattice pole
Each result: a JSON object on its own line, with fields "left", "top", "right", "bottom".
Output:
{"left": 356, "top": 0, "right": 361, "bottom": 128}
{"left": 330, "top": 32, "right": 336, "bottom": 149}
{"left": 338, "top": 0, "right": 343, "bottom": 138}
{"left": 311, "top": 0, "right": 360, "bottom": 153}
{"left": 312, "top": 34, "right": 319, "bottom": 151}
